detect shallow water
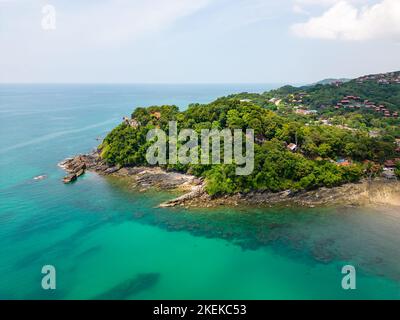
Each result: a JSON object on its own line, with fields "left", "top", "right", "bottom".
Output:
{"left": 0, "top": 84, "right": 399, "bottom": 299}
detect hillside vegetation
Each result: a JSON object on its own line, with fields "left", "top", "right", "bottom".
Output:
{"left": 100, "top": 71, "right": 400, "bottom": 195}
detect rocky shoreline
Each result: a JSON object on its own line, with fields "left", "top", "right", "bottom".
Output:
{"left": 58, "top": 152, "right": 204, "bottom": 192}
{"left": 59, "top": 152, "right": 400, "bottom": 209}
{"left": 164, "top": 179, "right": 400, "bottom": 208}
{"left": 59, "top": 155, "right": 90, "bottom": 183}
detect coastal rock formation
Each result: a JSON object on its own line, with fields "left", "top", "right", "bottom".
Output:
{"left": 159, "top": 185, "right": 206, "bottom": 207}
{"left": 112, "top": 167, "right": 203, "bottom": 191}
{"left": 59, "top": 152, "right": 203, "bottom": 192}
{"left": 63, "top": 174, "right": 77, "bottom": 184}
{"left": 59, "top": 154, "right": 92, "bottom": 183}
{"left": 59, "top": 152, "right": 400, "bottom": 208}
{"left": 158, "top": 179, "right": 400, "bottom": 209}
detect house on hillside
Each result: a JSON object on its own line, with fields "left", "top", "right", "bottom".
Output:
{"left": 295, "top": 109, "right": 317, "bottom": 116}
{"left": 336, "top": 158, "right": 351, "bottom": 166}
{"left": 384, "top": 160, "right": 398, "bottom": 168}
{"left": 287, "top": 143, "right": 298, "bottom": 152}
{"left": 382, "top": 168, "right": 396, "bottom": 180}
{"left": 123, "top": 117, "right": 140, "bottom": 128}
{"left": 151, "top": 111, "right": 161, "bottom": 120}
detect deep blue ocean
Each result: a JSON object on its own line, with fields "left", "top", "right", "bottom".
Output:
{"left": 0, "top": 84, "right": 399, "bottom": 299}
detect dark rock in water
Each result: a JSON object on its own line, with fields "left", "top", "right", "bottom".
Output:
{"left": 94, "top": 273, "right": 160, "bottom": 300}
{"left": 59, "top": 154, "right": 94, "bottom": 183}
{"left": 76, "top": 169, "right": 85, "bottom": 177}
{"left": 74, "top": 163, "right": 86, "bottom": 172}
{"left": 75, "top": 245, "right": 102, "bottom": 259}
{"left": 133, "top": 211, "right": 145, "bottom": 219}
{"left": 311, "top": 238, "right": 336, "bottom": 263}
{"left": 63, "top": 174, "right": 77, "bottom": 184}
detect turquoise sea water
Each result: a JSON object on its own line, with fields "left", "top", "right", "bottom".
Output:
{"left": 0, "top": 84, "right": 399, "bottom": 300}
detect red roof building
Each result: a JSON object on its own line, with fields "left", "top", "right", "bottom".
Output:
{"left": 151, "top": 111, "right": 161, "bottom": 119}
{"left": 384, "top": 160, "right": 396, "bottom": 168}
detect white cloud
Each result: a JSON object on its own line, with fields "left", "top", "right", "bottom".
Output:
{"left": 291, "top": 0, "right": 368, "bottom": 17}
{"left": 291, "top": 0, "right": 400, "bottom": 41}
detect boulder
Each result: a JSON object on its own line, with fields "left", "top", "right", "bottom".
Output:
{"left": 76, "top": 169, "right": 85, "bottom": 177}
{"left": 104, "top": 166, "right": 120, "bottom": 174}
{"left": 63, "top": 174, "right": 77, "bottom": 184}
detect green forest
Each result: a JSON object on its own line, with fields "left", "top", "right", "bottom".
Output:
{"left": 229, "top": 74, "right": 400, "bottom": 137}
{"left": 100, "top": 77, "right": 400, "bottom": 196}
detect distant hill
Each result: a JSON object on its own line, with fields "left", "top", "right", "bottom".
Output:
{"left": 303, "top": 72, "right": 400, "bottom": 111}
{"left": 226, "top": 71, "right": 400, "bottom": 141}
{"left": 313, "top": 78, "right": 351, "bottom": 86}
{"left": 265, "top": 71, "right": 400, "bottom": 112}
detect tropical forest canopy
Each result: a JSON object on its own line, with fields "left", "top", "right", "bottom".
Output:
{"left": 100, "top": 72, "right": 400, "bottom": 196}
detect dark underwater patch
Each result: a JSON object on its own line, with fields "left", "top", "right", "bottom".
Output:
{"left": 94, "top": 273, "right": 160, "bottom": 300}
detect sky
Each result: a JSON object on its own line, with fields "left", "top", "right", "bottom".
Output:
{"left": 1, "top": 0, "right": 400, "bottom": 84}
